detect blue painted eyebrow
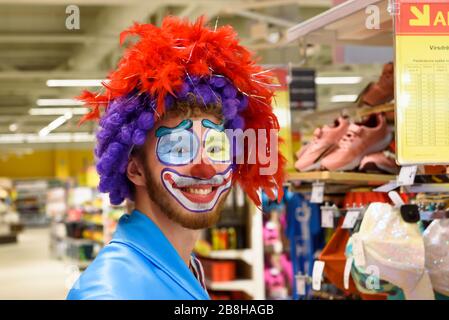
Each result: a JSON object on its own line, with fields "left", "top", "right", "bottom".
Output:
{"left": 202, "top": 119, "right": 224, "bottom": 132}
{"left": 155, "top": 119, "right": 193, "bottom": 137}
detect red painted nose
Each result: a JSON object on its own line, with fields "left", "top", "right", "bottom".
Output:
{"left": 190, "top": 163, "right": 216, "bottom": 180}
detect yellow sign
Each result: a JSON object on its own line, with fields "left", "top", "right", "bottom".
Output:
{"left": 395, "top": 1, "right": 449, "bottom": 165}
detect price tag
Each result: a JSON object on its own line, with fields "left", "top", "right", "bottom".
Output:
{"left": 310, "top": 182, "right": 325, "bottom": 203}
{"left": 352, "top": 234, "right": 366, "bottom": 267}
{"left": 373, "top": 180, "right": 399, "bottom": 193}
{"left": 388, "top": 191, "right": 405, "bottom": 208}
{"left": 321, "top": 209, "right": 334, "bottom": 228}
{"left": 342, "top": 209, "right": 360, "bottom": 229}
{"left": 397, "top": 165, "right": 418, "bottom": 186}
{"left": 343, "top": 257, "right": 353, "bottom": 290}
{"left": 295, "top": 275, "right": 307, "bottom": 296}
{"left": 312, "top": 260, "right": 325, "bottom": 291}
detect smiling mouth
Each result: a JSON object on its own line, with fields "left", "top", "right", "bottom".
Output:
{"left": 162, "top": 168, "right": 233, "bottom": 209}
{"left": 177, "top": 184, "right": 219, "bottom": 203}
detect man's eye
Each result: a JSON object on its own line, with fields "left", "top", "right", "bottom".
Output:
{"left": 208, "top": 146, "right": 222, "bottom": 154}
{"left": 174, "top": 147, "right": 186, "bottom": 154}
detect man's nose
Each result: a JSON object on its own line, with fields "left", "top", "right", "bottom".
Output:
{"left": 190, "top": 157, "right": 216, "bottom": 179}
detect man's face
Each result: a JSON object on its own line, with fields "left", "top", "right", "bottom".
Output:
{"left": 140, "top": 112, "right": 233, "bottom": 229}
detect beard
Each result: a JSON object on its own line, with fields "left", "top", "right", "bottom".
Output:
{"left": 142, "top": 162, "right": 229, "bottom": 230}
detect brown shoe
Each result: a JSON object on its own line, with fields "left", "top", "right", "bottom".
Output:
{"left": 360, "top": 63, "right": 394, "bottom": 107}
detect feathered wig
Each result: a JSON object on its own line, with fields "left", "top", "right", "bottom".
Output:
{"left": 79, "top": 16, "right": 286, "bottom": 206}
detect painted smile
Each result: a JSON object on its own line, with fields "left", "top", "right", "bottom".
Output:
{"left": 161, "top": 167, "right": 233, "bottom": 212}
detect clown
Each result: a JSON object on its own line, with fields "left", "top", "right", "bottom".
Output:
{"left": 67, "top": 16, "right": 285, "bottom": 300}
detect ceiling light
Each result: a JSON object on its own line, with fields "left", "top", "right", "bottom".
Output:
{"left": 39, "top": 112, "right": 73, "bottom": 137}
{"left": 46, "top": 79, "right": 105, "bottom": 87}
{"left": 9, "top": 123, "right": 18, "bottom": 132}
{"left": 315, "top": 77, "right": 362, "bottom": 85}
{"left": 0, "top": 133, "right": 95, "bottom": 144}
{"left": 267, "top": 32, "right": 281, "bottom": 44}
{"left": 36, "top": 99, "right": 84, "bottom": 106}
{"left": 29, "top": 107, "right": 88, "bottom": 116}
{"left": 330, "top": 94, "right": 358, "bottom": 103}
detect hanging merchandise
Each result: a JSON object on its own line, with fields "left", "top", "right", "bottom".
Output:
{"left": 285, "top": 191, "right": 325, "bottom": 300}
{"left": 262, "top": 191, "right": 294, "bottom": 300}
{"left": 347, "top": 202, "right": 435, "bottom": 300}
{"left": 423, "top": 219, "right": 449, "bottom": 299}
{"left": 318, "top": 218, "right": 388, "bottom": 300}
{"left": 395, "top": 0, "right": 449, "bottom": 164}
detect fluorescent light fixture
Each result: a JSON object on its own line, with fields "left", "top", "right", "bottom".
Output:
{"left": 36, "top": 99, "right": 84, "bottom": 106}
{"left": 0, "top": 133, "right": 95, "bottom": 144}
{"left": 39, "top": 112, "right": 73, "bottom": 137}
{"left": 9, "top": 123, "right": 18, "bottom": 132}
{"left": 315, "top": 76, "right": 362, "bottom": 85}
{"left": 46, "top": 79, "right": 105, "bottom": 87}
{"left": 29, "top": 107, "right": 88, "bottom": 116}
{"left": 330, "top": 94, "right": 358, "bottom": 103}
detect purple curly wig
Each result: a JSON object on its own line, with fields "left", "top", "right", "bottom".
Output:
{"left": 96, "top": 75, "right": 249, "bottom": 205}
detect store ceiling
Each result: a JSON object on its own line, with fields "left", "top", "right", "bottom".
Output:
{"left": 0, "top": 0, "right": 336, "bottom": 150}
{"left": 4, "top": 0, "right": 396, "bottom": 153}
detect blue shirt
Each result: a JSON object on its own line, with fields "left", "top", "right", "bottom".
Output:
{"left": 67, "top": 210, "right": 210, "bottom": 300}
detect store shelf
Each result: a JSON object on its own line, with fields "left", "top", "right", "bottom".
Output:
{"left": 287, "top": 171, "right": 394, "bottom": 186}
{"left": 206, "top": 279, "right": 254, "bottom": 297}
{"left": 287, "top": 0, "right": 392, "bottom": 46}
{"left": 201, "top": 249, "right": 253, "bottom": 265}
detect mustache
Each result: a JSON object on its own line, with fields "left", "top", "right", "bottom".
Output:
{"left": 172, "top": 175, "right": 226, "bottom": 187}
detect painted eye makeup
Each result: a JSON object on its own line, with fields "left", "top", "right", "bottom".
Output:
{"left": 157, "top": 130, "right": 199, "bottom": 165}
{"left": 204, "top": 129, "right": 231, "bottom": 163}
{"left": 156, "top": 120, "right": 199, "bottom": 166}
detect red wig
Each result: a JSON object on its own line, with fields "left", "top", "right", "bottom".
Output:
{"left": 79, "top": 16, "right": 285, "bottom": 206}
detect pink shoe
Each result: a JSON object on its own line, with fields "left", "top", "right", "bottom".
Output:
{"left": 295, "top": 117, "right": 350, "bottom": 172}
{"left": 321, "top": 114, "right": 392, "bottom": 171}
{"left": 359, "top": 151, "right": 399, "bottom": 174}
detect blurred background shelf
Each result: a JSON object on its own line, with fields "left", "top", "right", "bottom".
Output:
{"left": 287, "top": 171, "right": 395, "bottom": 186}
{"left": 206, "top": 279, "right": 255, "bottom": 297}
{"left": 201, "top": 249, "right": 254, "bottom": 265}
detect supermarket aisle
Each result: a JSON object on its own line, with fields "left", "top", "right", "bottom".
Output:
{"left": 0, "top": 228, "right": 68, "bottom": 300}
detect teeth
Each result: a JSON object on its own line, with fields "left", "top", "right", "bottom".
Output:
{"left": 186, "top": 187, "right": 212, "bottom": 195}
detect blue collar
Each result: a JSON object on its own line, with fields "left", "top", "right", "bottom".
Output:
{"left": 111, "top": 209, "right": 209, "bottom": 299}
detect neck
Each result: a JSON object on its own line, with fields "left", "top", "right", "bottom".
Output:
{"left": 134, "top": 189, "right": 200, "bottom": 266}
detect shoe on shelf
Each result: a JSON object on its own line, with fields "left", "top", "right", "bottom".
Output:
{"left": 321, "top": 114, "right": 392, "bottom": 172}
{"left": 295, "top": 116, "right": 350, "bottom": 172}
{"left": 359, "top": 62, "right": 394, "bottom": 107}
{"left": 359, "top": 150, "right": 400, "bottom": 174}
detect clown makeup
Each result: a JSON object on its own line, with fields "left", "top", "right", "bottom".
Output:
{"left": 155, "top": 119, "right": 199, "bottom": 166}
{"left": 161, "top": 166, "right": 233, "bottom": 212}
{"left": 155, "top": 118, "right": 232, "bottom": 212}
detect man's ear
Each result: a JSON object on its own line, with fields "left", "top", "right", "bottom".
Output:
{"left": 127, "top": 157, "right": 146, "bottom": 187}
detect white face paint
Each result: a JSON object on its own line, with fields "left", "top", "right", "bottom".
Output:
{"left": 161, "top": 166, "right": 233, "bottom": 212}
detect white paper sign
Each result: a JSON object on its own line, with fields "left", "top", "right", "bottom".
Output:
{"left": 310, "top": 182, "right": 325, "bottom": 203}
{"left": 397, "top": 165, "right": 418, "bottom": 186}
{"left": 295, "top": 275, "right": 307, "bottom": 296}
{"left": 312, "top": 260, "right": 325, "bottom": 291}
{"left": 342, "top": 209, "right": 360, "bottom": 229}
{"left": 321, "top": 209, "right": 334, "bottom": 228}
